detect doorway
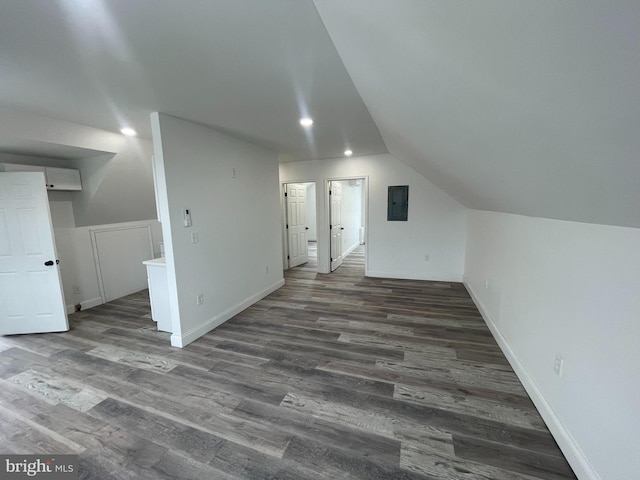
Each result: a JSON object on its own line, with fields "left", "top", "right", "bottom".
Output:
{"left": 328, "top": 178, "right": 366, "bottom": 273}
{"left": 283, "top": 182, "right": 317, "bottom": 270}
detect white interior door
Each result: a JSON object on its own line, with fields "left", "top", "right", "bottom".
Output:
{"left": 0, "top": 172, "right": 69, "bottom": 335}
{"left": 330, "top": 181, "right": 343, "bottom": 271}
{"left": 286, "top": 183, "right": 308, "bottom": 268}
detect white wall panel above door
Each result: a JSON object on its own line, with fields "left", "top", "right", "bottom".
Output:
{"left": 91, "top": 225, "right": 154, "bottom": 303}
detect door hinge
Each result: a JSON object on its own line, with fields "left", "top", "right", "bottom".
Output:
{"left": 284, "top": 192, "right": 287, "bottom": 197}
{"left": 286, "top": 224, "right": 289, "bottom": 229}
{"left": 329, "top": 190, "right": 332, "bottom": 195}
{"left": 330, "top": 225, "right": 332, "bottom": 229}
{"left": 287, "top": 255, "right": 290, "bottom": 259}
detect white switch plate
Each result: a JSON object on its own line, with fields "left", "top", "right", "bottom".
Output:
{"left": 191, "top": 232, "right": 199, "bottom": 244}
{"left": 554, "top": 353, "right": 564, "bottom": 377}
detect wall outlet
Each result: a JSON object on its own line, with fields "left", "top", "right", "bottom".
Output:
{"left": 424, "top": 254, "right": 430, "bottom": 262}
{"left": 73, "top": 286, "right": 80, "bottom": 295}
{"left": 484, "top": 278, "right": 489, "bottom": 289}
{"left": 191, "top": 231, "right": 199, "bottom": 244}
{"left": 265, "top": 265, "right": 269, "bottom": 274}
{"left": 554, "top": 353, "right": 564, "bottom": 377}
{"left": 196, "top": 293, "right": 204, "bottom": 305}
{"left": 232, "top": 168, "right": 236, "bottom": 178}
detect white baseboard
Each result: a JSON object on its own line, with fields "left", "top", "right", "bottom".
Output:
{"left": 366, "top": 270, "right": 463, "bottom": 283}
{"left": 343, "top": 242, "right": 360, "bottom": 257}
{"left": 170, "top": 279, "right": 285, "bottom": 348}
{"left": 463, "top": 279, "right": 600, "bottom": 480}
{"left": 66, "top": 296, "right": 103, "bottom": 315}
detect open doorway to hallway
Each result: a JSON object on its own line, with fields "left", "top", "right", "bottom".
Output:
{"left": 329, "top": 178, "right": 366, "bottom": 273}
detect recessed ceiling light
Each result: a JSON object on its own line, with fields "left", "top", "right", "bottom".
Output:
{"left": 120, "top": 127, "right": 137, "bottom": 136}
{"left": 344, "top": 149, "right": 353, "bottom": 156}
{"left": 299, "top": 117, "right": 314, "bottom": 127}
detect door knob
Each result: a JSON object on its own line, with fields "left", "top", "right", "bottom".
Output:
{"left": 305, "top": 227, "right": 309, "bottom": 230}
{"left": 44, "top": 260, "right": 54, "bottom": 266}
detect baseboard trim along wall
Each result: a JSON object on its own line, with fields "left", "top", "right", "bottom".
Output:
{"left": 464, "top": 279, "right": 600, "bottom": 480}
{"left": 170, "top": 278, "right": 285, "bottom": 348}
{"left": 65, "top": 297, "right": 103, "bottom": 315}
{"left": 366, "top": 270, "right": 463, "bottom": 283}
{"left": 343, "top": 242, "right": 360, "bottom": 258}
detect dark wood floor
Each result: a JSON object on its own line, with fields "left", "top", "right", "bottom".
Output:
{"left": 0, "top": 247, "right": 576, "bottom": 479}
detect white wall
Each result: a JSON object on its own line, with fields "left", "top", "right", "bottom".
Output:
{"left": 55, "top": 220, "right": 162, "bottom": 313}
{"left": 464, "top": 210, "right": 640, "bottom": 480}
{"left": 280, "top": 154, "right": 466, "bottom": 279}
{"left": 54, "top": 138, "right": 160, "bottom": 312}
{"left": 0, "top": 111, "right": 158, "bottom": 229}
{"left": 305, "top": 182, "right": 317, "bottom": 241}
{"left": 70, "top": 138, "right": 157, "bottom": 227}
{"left": 151, "top": 113, "right": 284, "bottom": 348}
{"left": 48, "top": 191, "right": 76, "bottom": 228}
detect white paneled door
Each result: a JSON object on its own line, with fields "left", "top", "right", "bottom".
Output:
{"left": 286, "top": 184, "right": 308, "bottom": 268}
{"left": 330, "top": 180, "right": 343, "bottom": 271}
{"left": 0, "top": 172, "right": 69, "bottom": 335}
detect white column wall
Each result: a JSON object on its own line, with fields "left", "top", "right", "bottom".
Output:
{"left": 151, "top": 113, "right": 284, "bottom": 347}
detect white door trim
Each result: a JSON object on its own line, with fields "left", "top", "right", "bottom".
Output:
{"left": 285, "top": 183, "right": 309, "bottom": 268}
{"left": 324, "top": 175, "right": 369, "bottom": 275}
{"left": 280, "top": 181, "right": 318, "bottom": 272}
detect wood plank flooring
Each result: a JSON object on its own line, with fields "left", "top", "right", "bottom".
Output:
{"left": 0, "top": 247, "right": 577, "bottom": 479}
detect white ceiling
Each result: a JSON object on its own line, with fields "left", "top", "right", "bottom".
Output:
{"left": 1, "top": 1, "right": 638, "bottom": 227}
{"left": 0, "top": 0, "right": 386, "bottom": 161}
{"left": 314, "top": 0, "right": 640, "bottom": 228}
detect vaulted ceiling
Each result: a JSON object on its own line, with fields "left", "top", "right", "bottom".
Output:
{"left": 1, "top": 1, "right": 638, "bottom": 227}
{"left": 315, "top": 1, "right": 640, "bottom": 228}
{"left": 0, "top": 0, "right": 387, "bottom": 161}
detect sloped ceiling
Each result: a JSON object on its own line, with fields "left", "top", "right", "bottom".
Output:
{"left": 314, "top": 1, "right": 640, "bottom": 228}
{"left": 1, "top": 1, "right": 638, "bottom": 228}
{"left": 0, "top": 0, "right": 386, "bottom": 161}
